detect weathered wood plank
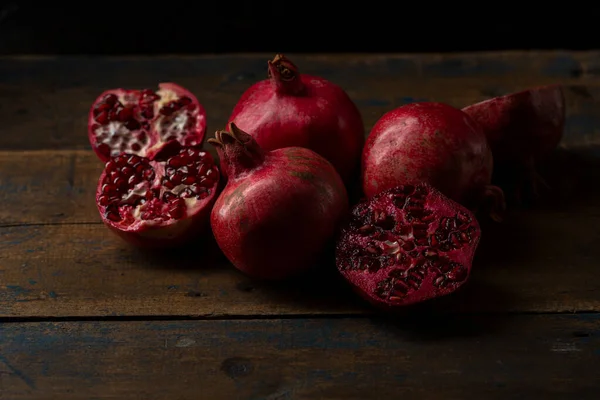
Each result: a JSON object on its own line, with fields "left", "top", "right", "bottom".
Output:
{"left": 1, "top": 191, "right": 599, "bottom": 318}
{"left": 0, "top": 222, "right": 364, "bottom": 317}
{"left": 0, "top": 315, "right": 599, "bottom": 399}
{"left": 0, "top": 151, "right": 102, "bottom": 226}
{"left": 1, "top": 52, "right": 600, "bottom": 151}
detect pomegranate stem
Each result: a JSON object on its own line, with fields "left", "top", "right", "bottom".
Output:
{"left": 267, "top": 54, "right": 305, "bottom": 96}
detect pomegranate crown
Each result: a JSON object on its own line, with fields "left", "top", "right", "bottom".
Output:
{"left": 209, "top": 122, "right": 254, "bottom": 148}
{"left": 267, "top": 54, "right": 299, "bottom": 81}
{"left": 208, "top": 122, "right": 265, "bottom": 176}
{"left": 267, "top": 54, "right": 305, "bottom": 95}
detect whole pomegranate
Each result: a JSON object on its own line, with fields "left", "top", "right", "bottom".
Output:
{"left": 88, "top": 83, "right": 206, "bottom": 162}
{"left": 462, "top": 85, "right": 565, "bottom": 200}
{"left": 336, "top": 183, "right": 481, "bottom": 309}
{"left": 96, "top": 145, "right": 220, "bottom": 248}
{"left": 227, "top": 54, "right": 365, "bottom": 184}
{"left": 208, "top": 122, "right": 349, "bottom": 280}
{"left": 361, "top": 102, "right": 505, "bottom": 220}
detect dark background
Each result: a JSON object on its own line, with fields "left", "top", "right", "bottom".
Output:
{"left": 0, "top": 1, "right": 597, "bottom": 54}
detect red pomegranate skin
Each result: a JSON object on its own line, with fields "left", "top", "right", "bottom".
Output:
{"left": 462, "top": 84, "right": 565, "bottom": 165}
{"left": 209, "top": 123, "right": 349, "bottom": 280}
{"left": 227, "top": 54, "right": 365, "bottom": 184}
{"left": 361, "top": 102, "right": 494, "bottom": 209}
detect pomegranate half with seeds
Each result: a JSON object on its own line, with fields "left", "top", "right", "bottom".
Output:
{"left": 336, "top": 183, "right": 481, "bottom": 309}
{"left": 96, "top": 146, "right": 220, "bottom": 248}
{"left": 88, "top": 83, "right": 206, "bottom": 162}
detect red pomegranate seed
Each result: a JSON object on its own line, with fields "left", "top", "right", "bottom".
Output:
{"left": 105, "top": 207, "right": 121, "bottom": 222}
{"left": 93, "top": 101, "right": 112, "bottom": 115}
{"left": 128, "top": 175, "right": 140, "bottom": 185}
{"left": 96, "top": 111, "right": 109, "bottom": 124}
{"left": 117, "top": 107, "right": 133, "bottom": 122}
{"left": 167, "top": 198, "right": 186, "bottom": 219}
{"left": 141, "top": 107, "right": 154, "bottom": 119}
{"left": 103, "top": 94, "right": 118, "bottom": 105}
{"left": 140, "top": 89, "right": 160, "bottom": 104}
{"left": 167, "top": 157, "right": 185, "bottom": 168}
{"left": 197, "top": 177, "right": 212, "bottom": 188}
{"left": 102, "top": 183, "right": 117, "bottom": 195}
{"left": 143, "top": 169, "right": 155, "bottom": 180}
{"left": 163, "top": 180, "right": 175, "bottom": 190}
{"left": 135, "top": 131, "right": 148, "bottom": 143}
{"left": 114, "top": 177, "right": 127, "bottom": 188}
{"left": 205, "top": 168, "right": 216, "bottom": 181}
{"left": 159, "top": 104, "right": 175, "bottom": 116}
{"left": 115, "top": 155, "right": 129, "bottom": 166}
{"left": 97, "top": 144, "right": 111, "bottom": 159}
{"left": 125, "top": 119, "right": 141, "bottom": 130}
{"left": 171, "top": 172, "right": 183, "bottom": 185}
{"left": 198, "top": 163, "right": 209, "bottom": 176}
{"left": 121, "top": 166, "right": 134, "bottom": 175}
{"left": 108, "top": 108, "right": 119, "bottom": 121}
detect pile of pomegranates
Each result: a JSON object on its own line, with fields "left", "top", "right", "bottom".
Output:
{"left": 86, "top": 55, "right": 565, "bottom": 310}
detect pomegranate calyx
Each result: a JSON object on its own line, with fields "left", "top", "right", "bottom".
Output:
{"left": 267, "top": 53, "right": 305, "bottom": 95}
{"left": 208, "top": 122, "right": 265, "bottom": 177}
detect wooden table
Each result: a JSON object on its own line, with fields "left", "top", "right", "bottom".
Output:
{"left": 1, "top": 52, "right": 599, "bottom": 399}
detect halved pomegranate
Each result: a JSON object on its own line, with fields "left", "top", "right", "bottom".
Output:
{"left": 96, "top": 145, "right": 220, "bottom": 248}
{"left": 88, "top": 83, "right": 206, "bottom": 162}
{"left": 336, "top": 183, "right": 481, "bottom": 309}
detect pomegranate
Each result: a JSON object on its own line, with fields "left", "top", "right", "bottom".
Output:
{"left": 462, "top": 85, "right": 565, "bottom": 200}
{"left": 88, "top": 83, "right": 206, "bottom": 162}
{"left": 361, "top": 102, "right": 505, "bottom": 221}
{"left": 336, "top": 183, "right": 481, "bottom": 309}
{"left": 208, "top": 122, "right": 349, "bottom": 280}
{"left": 96, "top": 145, "right": 220, "bottom": 248}
{"left": 227, "top": 54, "right": 365, "bottom": 184}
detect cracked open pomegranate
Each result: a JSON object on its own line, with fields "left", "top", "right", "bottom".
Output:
{"left": 88, "top": 83, "right": 206, "bottom": 162}
{"left": 209, "top": 122, "right": 349, "bottom": 280}
{"left": 362, "top": 102, "right": 505, "bottom": 221}
{"left": 227, "top": 54, "right": 365, "bottom": 184}
{"left": 96, "top": 145, "right": 220, "bottom": 248}
{"left": 336, "top": 183, "right": 481, "bottom": 309}
{"left": 462, "top": 85, "right": 565, "bottom": 201}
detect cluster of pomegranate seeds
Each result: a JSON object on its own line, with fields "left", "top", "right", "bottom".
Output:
{"left": 89, "top": 86, "right": 203, "bottom": 161}
{"left": 161, "top": 147, "right": 218, "bottom": 199}
{"left": 91, "top": 92, "right": 148, "bottom": 158}
{"left": 336, "top": 183, "right": 480, "bottom": 306}
{"left": 97, "top": 147, "right": 219, "bottom": 227}
{"left": 154, "top": 95, "right": 199, "bottom": 143}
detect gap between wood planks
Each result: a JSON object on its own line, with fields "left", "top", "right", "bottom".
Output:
{"left": 0, "top": 221, "right": 101, "bottom": 228}
{"left": 2, "top": 309, "right": 600, "bottom": 324}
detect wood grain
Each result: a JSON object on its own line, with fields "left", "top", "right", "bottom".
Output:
{"left": 1, "top": 193, "right": 599, "bottom": 317}
{"left": 1, "top": 315, "right": 599, "bottom": 399}
{"left": 1, "top": 52, "right": 600, "bottom": 152}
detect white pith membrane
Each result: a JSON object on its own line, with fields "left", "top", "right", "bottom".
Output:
{"left": 91, "top": 85, "right": 205, "bottom": 159}
{"left": 337, "top": 184, "right": 480, "bottom": 305}
{"left": 97, "top": 149, "right": 218, "bottom": 235}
